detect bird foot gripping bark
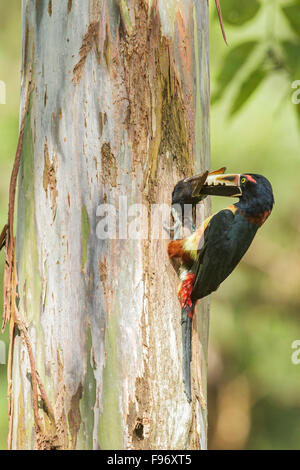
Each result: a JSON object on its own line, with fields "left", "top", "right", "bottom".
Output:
{"left": 163, "top": 207, "right": 183, "bottom": 240}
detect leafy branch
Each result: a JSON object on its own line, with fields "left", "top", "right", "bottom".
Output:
{"left": 213, "top": 0, "right": 300, "bottom": 125}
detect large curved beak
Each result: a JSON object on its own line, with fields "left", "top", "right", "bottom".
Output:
{"left": 201, "top": 173, "right": 242, "bottom": 197}
{"left": 182, "top": 167, "right": 227, "bottom": 198}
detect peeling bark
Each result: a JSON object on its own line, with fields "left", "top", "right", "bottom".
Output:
{"left": 10, "top": 0, "right": 210, "bottom": 449}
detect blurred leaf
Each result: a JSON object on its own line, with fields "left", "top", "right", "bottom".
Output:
{"left": 229, "top": 65, "right": 266, "bottom": 116}
{"left": 212, "top": 41, "right": 258, "bottom": 104}
{"left": 282, "top": 1, "right": 300, "bottom": 38}
{"left": 281, "top": 40, "right": 300, "bottom": 77}
{"left": 220, "top": 0, "right": 261, "bottom": 26}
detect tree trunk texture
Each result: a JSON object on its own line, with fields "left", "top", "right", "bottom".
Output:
{"left": 10, "top": 0, "right": 210, "bottom": 450}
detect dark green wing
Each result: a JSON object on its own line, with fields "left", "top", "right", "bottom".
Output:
{"left": 191, "top": 209, "right": 258, "bottom": 301}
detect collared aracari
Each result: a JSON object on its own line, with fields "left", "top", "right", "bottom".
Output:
{"left": 168, "top": 172, "right": 274, "bottom": 401}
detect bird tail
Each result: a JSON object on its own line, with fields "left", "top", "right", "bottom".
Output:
{"left": 181, "top": 302, "right": 195, "bottom": 402}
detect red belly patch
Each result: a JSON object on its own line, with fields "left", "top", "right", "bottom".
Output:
{"left": 178, "top": 273, "right": 196, "bottom": 317}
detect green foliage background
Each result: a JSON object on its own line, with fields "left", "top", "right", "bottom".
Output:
{"left": 0, "top": 0, "right": 299, "bottom": 450}
{"left": 209, "top": 0, "right": 300, "bottom": 450}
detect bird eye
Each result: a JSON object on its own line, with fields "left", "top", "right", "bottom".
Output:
{"left": 241, "top": 177, "right": 246, "bottom": 184}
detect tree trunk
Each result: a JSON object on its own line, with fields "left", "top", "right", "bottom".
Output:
{"left": 10, "top": 0, "right": 210, "bottom": 450}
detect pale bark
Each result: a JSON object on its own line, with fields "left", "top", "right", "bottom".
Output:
{"left": 10, "top": 0, "right": 210, "bottom": 449}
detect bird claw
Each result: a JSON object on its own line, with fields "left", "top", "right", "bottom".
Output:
{"left": 163, "top": 221, "right": 182, "bottom": 240}
{"left": 163, "top": 208, "right": 197, "bottom": 239}
{"left": 163, "top": 208, "right": 183, "bottom": 240}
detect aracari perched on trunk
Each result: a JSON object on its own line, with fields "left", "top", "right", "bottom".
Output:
{"left": 168, "top": 172, "right": 274, "bottom": 402}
